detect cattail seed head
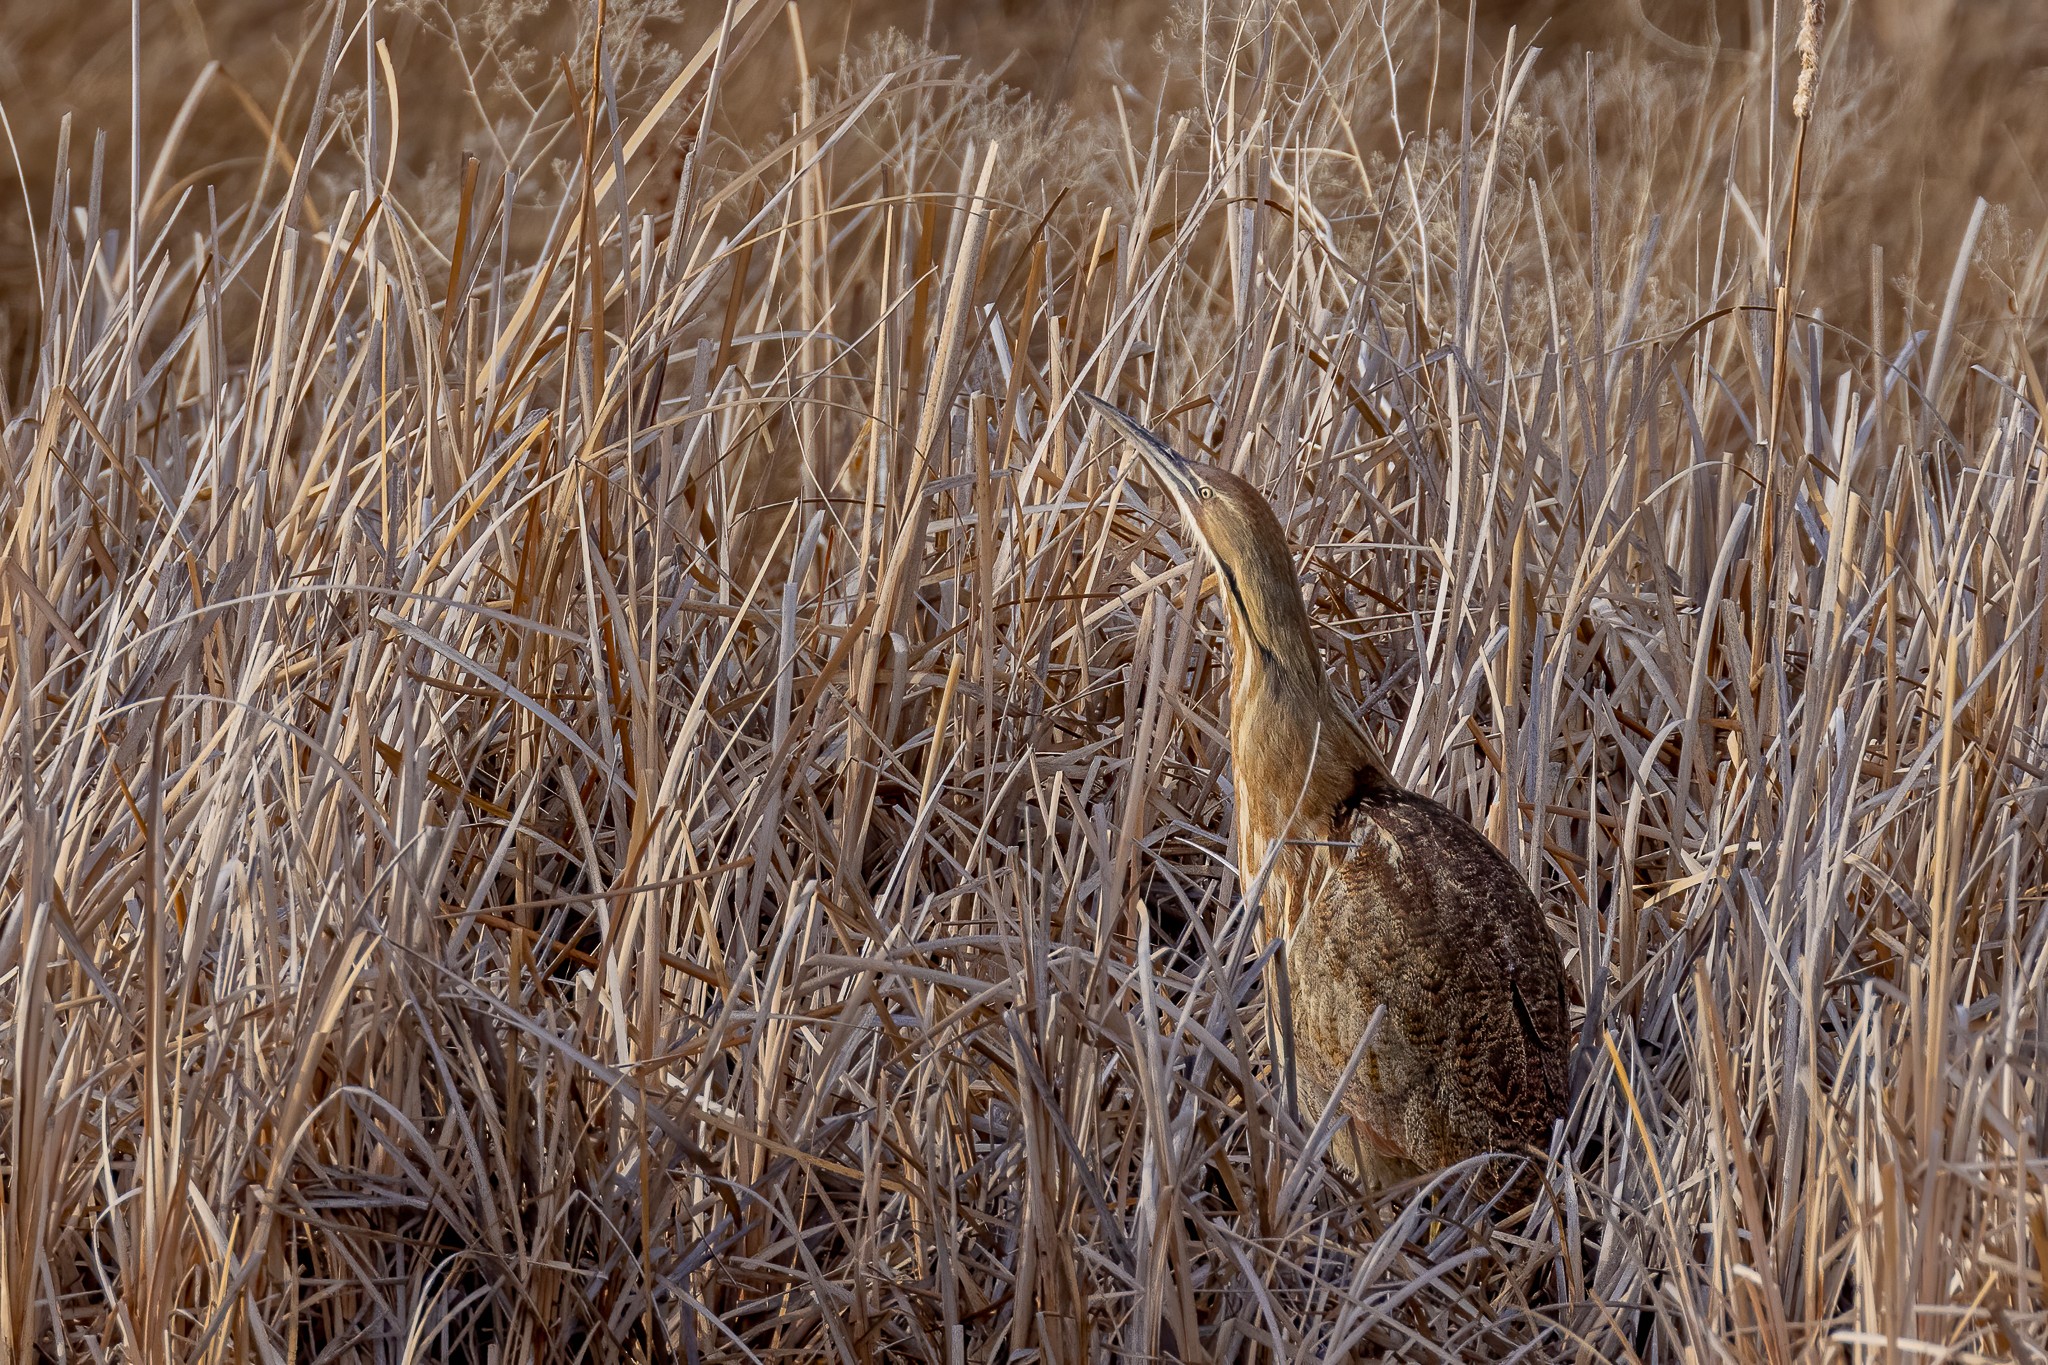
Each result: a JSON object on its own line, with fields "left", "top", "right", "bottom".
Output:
{"left": 1794, "top": 0, "right": 1825, "bottom": 119}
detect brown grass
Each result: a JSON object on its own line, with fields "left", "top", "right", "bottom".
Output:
{"left": 2, "top": 0, "right": 2046, "bottom": 1359}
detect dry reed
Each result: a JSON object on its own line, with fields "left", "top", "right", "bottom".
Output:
{"left": 1, "top": 1, "right": 2045, "bottom": 1360}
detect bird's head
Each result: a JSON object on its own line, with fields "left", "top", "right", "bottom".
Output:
{"left": 1079, "top": 390, "right": 1312, "bottom": 670}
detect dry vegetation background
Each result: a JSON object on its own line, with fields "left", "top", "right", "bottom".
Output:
{"left": 3, "top": 0, "right": 2048, "bottom": 1360}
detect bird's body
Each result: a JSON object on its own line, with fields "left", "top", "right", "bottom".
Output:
{"left": 1083, "top": 391, "right": 1568, "bottom": 1182}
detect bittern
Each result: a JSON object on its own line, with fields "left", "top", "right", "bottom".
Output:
{"left": 1083, "top": 390, "right": 1568, "bottom": 1184}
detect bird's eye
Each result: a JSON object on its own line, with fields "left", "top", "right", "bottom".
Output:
{"left": 1198, "top": 485, "right": 1214, "bottom": 500}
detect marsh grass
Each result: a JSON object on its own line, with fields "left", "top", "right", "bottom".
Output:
{"left": 2, "top": 0, "right": 2045, "bottom": 1359}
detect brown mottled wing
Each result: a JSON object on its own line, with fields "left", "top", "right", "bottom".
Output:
{"left": 1287, "top": 787, "right": 1569, "bottom": 1169}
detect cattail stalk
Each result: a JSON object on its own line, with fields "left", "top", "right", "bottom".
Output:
{"left": 1766, "top": 1, "right": 1826, "bottom": 458}
{"left": 1758, "top": 1, "right": 1827, "bottom": 673}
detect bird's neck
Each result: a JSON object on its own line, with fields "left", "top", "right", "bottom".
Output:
{"left": 1223, "top": 605, "right": 1388, "bottom": 859}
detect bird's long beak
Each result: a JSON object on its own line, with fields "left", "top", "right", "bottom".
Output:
{"left": 1076, "top": 390, "right": 1202, "bottom": 518}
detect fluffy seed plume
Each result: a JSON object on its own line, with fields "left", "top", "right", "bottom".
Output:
{"left": 1794, "top": 0, "right": 1825, "bottom": 118}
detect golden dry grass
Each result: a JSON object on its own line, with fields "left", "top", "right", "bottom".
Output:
{"left": 2, "top": 0, "right": 2046, "bottom": 1360}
